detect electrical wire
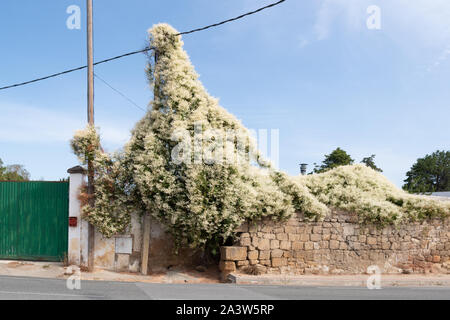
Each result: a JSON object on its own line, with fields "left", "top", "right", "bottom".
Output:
{"left": 0, "top": 0, "right": 285, "bottom": 91}
{"left": 94, "top": 73, "right": 146, "bottom": 112}
{"left": 175, "top": 0, "right": 285, "bottom": 36}
{"left": 0, "top": 48, "right": 154, "bottom": 91}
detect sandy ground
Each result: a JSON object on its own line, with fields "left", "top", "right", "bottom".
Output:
{"left": 2, "top": 260, "right": 450, "bottom": 287}
{"left": 0, "top": 260, "right": 220, "bottom": 284}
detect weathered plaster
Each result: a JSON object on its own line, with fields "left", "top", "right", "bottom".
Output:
{"left": 67, "top": 171, "right": 84, "bottom": 265}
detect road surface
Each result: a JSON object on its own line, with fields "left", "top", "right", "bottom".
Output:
{"left": 0, "top": 275, "right": 449, "bottom": 300}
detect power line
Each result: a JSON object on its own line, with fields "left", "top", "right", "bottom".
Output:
{"left": 0, "top": 0, "right": 285, "bottom": 91}
{"left": 0, "top": 48, "right": 154, "bottom": 91}
{"left": 0, "top": 65, "right": 87, "bottom": 90}
{"left": 176, "top": 0, "right": 285, "bottom": 36}
{"left": 94, "top": 73, "right": 146, "bottom": 112}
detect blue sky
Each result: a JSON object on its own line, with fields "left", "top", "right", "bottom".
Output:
{"left": 0, "top": 0, "right": 449, "bottom": 186}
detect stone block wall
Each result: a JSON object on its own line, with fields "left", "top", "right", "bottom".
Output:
{"left": 220, "top": 210, "right": 450, "bottom": 276}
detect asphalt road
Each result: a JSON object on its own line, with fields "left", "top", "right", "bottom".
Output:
{"left": 1, "top": 275, "right": 450, "bottom": 300}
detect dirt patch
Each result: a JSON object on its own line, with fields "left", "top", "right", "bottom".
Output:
{"left": 0, "top": 259, "right": 221, "bottom": 284}
{"left": 7, "top": 261, "right": 33, "bottom": 268}
{"left": 78, "top": 265, "right": 221, "bottom": 284}
{"left": 183, "top": 266, "right": 221, "bottom": 283}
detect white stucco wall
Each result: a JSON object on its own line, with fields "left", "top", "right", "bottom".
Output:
{"left": 68, "top": 167, "right": 143, "bottom": 272}
{"left": 68, "top": 171, "right": 84, "bottom": 265}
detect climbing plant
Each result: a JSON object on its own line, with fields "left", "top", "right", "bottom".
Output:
{"left": 71, "top": 24, "right": 450, "bottom": 251}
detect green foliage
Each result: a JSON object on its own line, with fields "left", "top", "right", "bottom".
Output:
{"left": 361, "top": 154, "right": 383, "bottom": 172}
{"left": 70, "top": 25, "right": 450, "bottom": 253}
{"left": 0, "top": 158, "right": 30, "bottom": 181}
{"left": 70, "top": 24, "right": 315, "bottom": 249}
{"left": 314, "top": 148, "right": 354, "bottom": 173}
{"left": 71, "top": 125, "right": 132, "bottom": 237}
{"left": 403, "top": 150, "right": 450, "bottom": 193}
{"left": 299, "top": 164, "right": 450, "bottom": 226}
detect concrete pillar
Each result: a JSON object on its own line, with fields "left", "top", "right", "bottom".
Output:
{"left": 67, "top": 166, "right": 86, "bottom": 266}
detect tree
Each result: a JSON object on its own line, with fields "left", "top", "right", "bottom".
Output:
{"left": 314, "top": 148, "right": 354, "bottom": 173}
{"left": 403, "top": 150, "right": 450, "bottom": 193}
{"left": 0, "top": 159, "right": 4, "bottom": 177}
{"left": 361, "top": 154, "right": 383, "bottom": 172}
{"left": 0, "top": 158, "right": 30, "bottom": 181}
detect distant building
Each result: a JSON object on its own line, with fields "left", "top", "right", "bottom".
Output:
{"left": 426, "top": 192, "right": 450, "bottom": 202}
{"left": 431, "top": 192, "right": 450, "bottom": 198}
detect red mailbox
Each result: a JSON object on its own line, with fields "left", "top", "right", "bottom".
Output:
{"left": 69, "top": 217, "right": 78, "bottom": 227}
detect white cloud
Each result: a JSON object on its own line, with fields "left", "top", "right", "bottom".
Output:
{"left": 299, "top": 37, "right": 310, "bottom": 48}
{"left": 313, "top": 0, "right": 371, "bottom": 40}
{"left": 428, "top": 44, "right": 450, "bottom": 71}
{"left": 309, "top": 0, "right": 450, "bottom": 72}
{"left": 313, "top": 0, "right": 450, "bottom": 46}
{"left": 0, "top": 103, "right": 131, "bottom": 146}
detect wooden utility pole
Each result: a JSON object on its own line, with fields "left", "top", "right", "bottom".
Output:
{"left": 86, "top": 0, "right": 95, "bottom": 272}
{"left": 87, "top": 0, "right": 94, "bottom": 124}
{"left": 140, "top": 215, "right": 151, "bottom": 275}
{"left": 140, "top": 51, "right": 158, "bottom": 275}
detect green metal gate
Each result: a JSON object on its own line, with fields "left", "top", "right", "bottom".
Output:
{"left": 0, "top": 182, "right": 69, "bottom": 262}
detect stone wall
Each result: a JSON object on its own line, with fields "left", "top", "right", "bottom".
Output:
{"left": 220, "top": 210, "right": 450, "bottom": 276}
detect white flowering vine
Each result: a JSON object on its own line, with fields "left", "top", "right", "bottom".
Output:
{"left": 71, "top": 24, "right": 450, "bottom": 250}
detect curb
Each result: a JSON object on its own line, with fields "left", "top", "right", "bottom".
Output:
{"left": 228, "top": 273, "right": 450, "bottom": 287}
